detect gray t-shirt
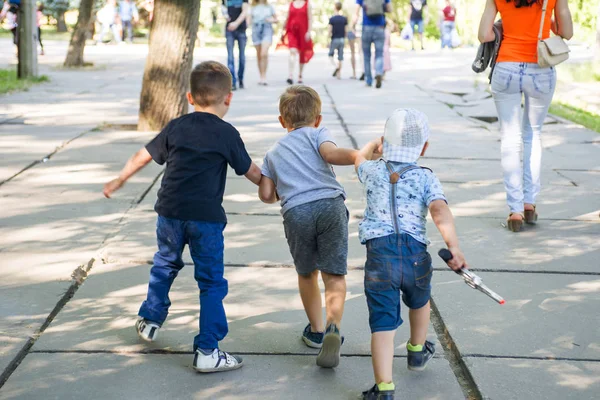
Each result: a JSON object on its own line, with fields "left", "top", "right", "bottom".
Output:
{"left": 261, "top": 127, "right": 346, "bottom": 215}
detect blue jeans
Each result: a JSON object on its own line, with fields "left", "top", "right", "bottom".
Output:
{"left": 138, "top": 216, "right": 228, "bottom": 350}
{"left": 362, "top": 25, "right": 385, "bottom": 86}
{"left": 226, "top": 30, "right": 247, "bottom": 86}
{"left": 364, "top": 233, "right": 432, "bottom": 333}
{"left": 441, "top": 21, "right": 454, "bottom": 48}
{"left": 122, "top": 20, "right": 133, "bottom": 43}
{"left": 491, "top": 62, "right": 556, "bottom": 213}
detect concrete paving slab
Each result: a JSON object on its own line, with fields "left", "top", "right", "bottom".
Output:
{"left": 464, "top": 357, "right": 600, "bottom": 400}
{"left": 1, "top": 353, "right": 463, "bottom": 400}
{"left": 432, "top": 272, "right": 600, "bottom": 360}
{"left": 428, "top": 218, "right": 600, "bottom": 273}
{"left": 33, "top": 265, "right": 442, "bottom": 357}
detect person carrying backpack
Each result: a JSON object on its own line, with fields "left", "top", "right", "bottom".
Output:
{"left": 352, "top": 0, "right": 391, "bottom": 89}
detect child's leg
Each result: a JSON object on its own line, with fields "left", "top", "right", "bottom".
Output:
{"left": 298, "top": 270, "right": 324, "bottom": 332}
{"left": 371, "top": 330, "right": 396, "bottom": 384}
{"left": 186, "top": 220, "right": 228, "bottom": 351}
{"left": 138, "top": 216, "right": 186, "bottom": 326}
{"left": 409, "top": 300, "right": 430, "bottom": 346}
{"left": 321, "top": 272, "right": 346, "bottom": 327}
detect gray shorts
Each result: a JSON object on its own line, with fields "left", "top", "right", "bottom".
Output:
{"left": 283, "top": 196, "right": 349, "bottom": 276}
{"left": 329, "top": 38, "right": 345, "bottom": 61}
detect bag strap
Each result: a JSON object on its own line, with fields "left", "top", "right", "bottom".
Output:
{"left": 538, "top": 0, "right": 549, "bottom": 41}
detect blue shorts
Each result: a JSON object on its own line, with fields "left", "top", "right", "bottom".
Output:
{"left": 410, "top": 19, "right": 424, "bottom": 34}
{"left": 364, "top": 233, "right": 433, "bottom": 333}
{"left": 252, "top": 22, "right": 273, "bottom": 45}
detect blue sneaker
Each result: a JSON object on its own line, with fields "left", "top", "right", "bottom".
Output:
{"left": 302, "top": 324, "right": 323, "bottom": 349}
{"left": 316, "top": 323, "right": 342, "bottom": 368}
{"left": 407, "top": 340, "right": 436, "bottom": 371}
{"left": 362, "top": 384, "right": 395, "bottom": 400}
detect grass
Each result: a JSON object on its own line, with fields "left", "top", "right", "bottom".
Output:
{"left": 550, "top": 102, "right": 600, "bottom": 133}
{"left": 0, "top": 68, "right": 49, "bottom": 94}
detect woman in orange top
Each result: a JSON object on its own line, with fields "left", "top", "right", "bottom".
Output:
{"left": 478, "top": 0, "right": 572, "bottom": 232}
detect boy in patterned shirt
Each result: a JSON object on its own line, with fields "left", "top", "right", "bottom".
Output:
{"left": 354, "top": 108, "right": 468, "bottom": 400}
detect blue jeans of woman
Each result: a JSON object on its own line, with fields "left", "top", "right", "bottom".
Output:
{"left": 138, "top": 216, "right": 228, "bottom": 351}
{"left": 361, "top": 25, "right": 385, "bottom": 86}
{"left": 491, "top": 62, "right": 556, "bottom": 213}
{"left": 226, "top": 30, "right": 247, "bottom": 87}
{"left": 441, "top": 21, "right": 455, "bottom": 48}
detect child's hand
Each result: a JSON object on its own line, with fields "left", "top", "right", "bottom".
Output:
{"left": 103, "top": 178, "right": 124, "bottom": 198}
{"left": 371, "top": 137, "right": 383, "bottom": 159}
{"left": 446, "top": 247, "right": 467, "bottom": 271}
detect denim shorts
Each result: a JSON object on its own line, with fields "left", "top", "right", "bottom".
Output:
{"left": 252, "top": 22, "right": 273, "bottom": 45}
{"left": 329, "top": 38, "right": 345, "bottom": 60}
{"left": 364, "top": 233, "right": 433, "bottom": 333}
{"left": 410, "top": 19, "right": 424, "bottom": 34}
{"left": 283, "top": 196, "right": 349, "bottom": 276}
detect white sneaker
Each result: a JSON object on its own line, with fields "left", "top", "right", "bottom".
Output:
{"left": 136, "top": 318, "right": 160, "bottom": 342}
{"left": 193, "top": 348, "right": 243, "bottom": 373}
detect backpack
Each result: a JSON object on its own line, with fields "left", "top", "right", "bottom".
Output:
{"left": 363, "top": 0, "right": 384, "bottom": 18}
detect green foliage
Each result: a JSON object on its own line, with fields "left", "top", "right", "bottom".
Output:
{"left": 44, "top": 0, "right": 71, "bottom": 15}
{"left": 0, "top": 69, "right": 50, "bottom": 94}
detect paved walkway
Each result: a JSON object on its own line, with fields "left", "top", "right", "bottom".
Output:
{"left": 0, "top": 39, "right": 599, "bottom": 399}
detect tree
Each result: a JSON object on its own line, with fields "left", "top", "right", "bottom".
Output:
{"left": 63, "top": 0, "right": 94, "bottom": 67}
{"left": 45, "top": 0, "right": 70, "bottom": 32}
{"left": 596, "top": 2, "right": 600, "bottom": 60}
{"left": 138, "top": 0, "right": 201, "bottom": 131}
{"left": 18, "top": 0, "right": 38, "bottom": 78}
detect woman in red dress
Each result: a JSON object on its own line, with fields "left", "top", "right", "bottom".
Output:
{"left": 281, "top": 0, "right": 314, "bottom": 84}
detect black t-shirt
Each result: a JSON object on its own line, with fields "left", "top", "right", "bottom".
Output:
{"left": 329, "top": 15, "right": 348, "bottom": 39}
{"left": 145, "top": 112, "right": 252, "bottom": 223}
{"left": 410, "top": 0, "right": 427, "bottom": 21}
{"left": 223, "top": 0, "right": 248, "bottom": 32}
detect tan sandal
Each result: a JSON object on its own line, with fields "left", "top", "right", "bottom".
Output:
{"left": 507, "top": 213, "right": 524, "bottom": 232}
{"left": 524, "top": 205, "right": 538, "bottom": 225}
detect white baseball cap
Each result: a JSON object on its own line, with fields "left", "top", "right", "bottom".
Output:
{"left": 382, "top": 108, "right": 430, "bottom": 163}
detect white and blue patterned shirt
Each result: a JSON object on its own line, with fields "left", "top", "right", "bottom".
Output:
{"left": 357, "top": 160, "right": 446, "bottom": 245}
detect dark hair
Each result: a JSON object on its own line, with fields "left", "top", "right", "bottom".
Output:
{"left": 189, "top": 61, "right": 232, "bottom": 107}
{"left": 506, "top": 0, "right": 540, "bottom": 8}
{"left": 334, "top": 2, "right": 342, "bottom": 11}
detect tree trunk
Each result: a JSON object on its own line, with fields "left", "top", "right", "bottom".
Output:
{"left": 18, "top": 0, "right": 38, "bottom": 79}
{"left": 64, "top": 0, "right": 94, "bottom": 67}
{"left": 138, "top": 0, "right": 201, "bottom": 131}
{"left": 57, "top": 11, "right": 68, "bottom": 32}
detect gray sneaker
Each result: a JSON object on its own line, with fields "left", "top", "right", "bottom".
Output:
{"left": 316, "top": 323, "right": 342, "bottom": 368}
{"left": 407, "top": 340, "right": 436, "bottom": 371}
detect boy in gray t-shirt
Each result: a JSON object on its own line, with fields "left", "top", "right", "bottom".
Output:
{"left": 259, "top": 86, "right": 357, "bottom": 369}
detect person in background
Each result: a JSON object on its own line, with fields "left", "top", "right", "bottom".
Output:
{"left": 119, "top": 0, "right": 139, "bottom": 44}
{"left": 97, "top": 0, "right": 121, "bottom": 44}
{"left": 345, "top": 0, "right": 362, "bottom": 80}
{"left": 408, "top": 0, "right": 427, "bottom": 51}
{"left": 36, "top": 4, "right": 45, "bottom": 55}
{"left": 328, "top": 2, "right": 347, "bottom": 79}
{"left": 250, "top": 0, "right": 277, "bottom": 86}
{"left": 440, "top": 0, "right": 456, "bottom": 49}
{"left": 353, "top": 0, "right": 391, "bottom": 89}
{"left": 282, "top": 0, "right": 314, "bottom": 85}
{"left": 0, "top": 0, "right": 19, "bottom": 49}
{"left": 222, "top": 0, "right": 249, "bottom": 91}
{"left": 478, "top": 0, "right": 573, "bottom": 232}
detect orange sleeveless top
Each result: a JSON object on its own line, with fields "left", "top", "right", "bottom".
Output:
{"left": 495, "top": 0, "right": 556, "bottom": 63}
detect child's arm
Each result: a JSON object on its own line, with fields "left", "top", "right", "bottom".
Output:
{"left": 258, "top": 176, "right": 278, "bottom": 204}
{"left": 244, "top": 162, "right": 262, "bottom": 186}
{"left": 354, "top": 138, "right": 383, "bottom": 171}
{"left": 429, "top": 200, "right": 468, "bottom": 271}
{"left": 103, "top": 147, "right": 153, "bottom": 198}
{"left": 319, "top": 142, "right": 358, "bottom": 166}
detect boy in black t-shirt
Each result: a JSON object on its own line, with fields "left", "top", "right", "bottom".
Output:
{"left": 103, "top": 61, "right": 262, "bottom": 373}
{"left": 328, "top": 2, "right": 348, "bottom": 79}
